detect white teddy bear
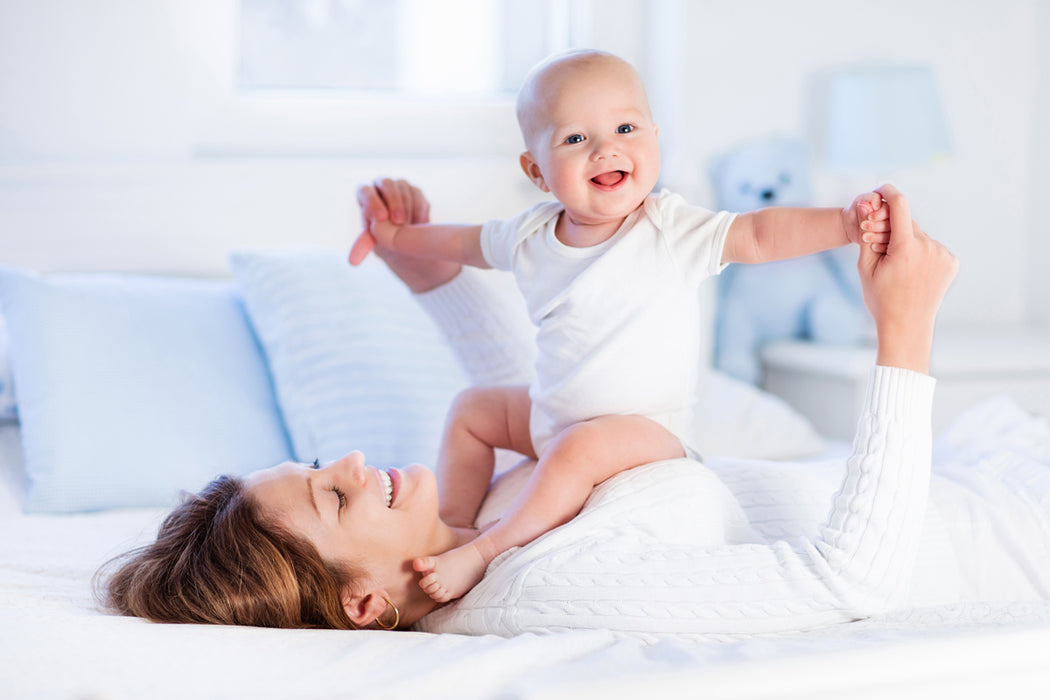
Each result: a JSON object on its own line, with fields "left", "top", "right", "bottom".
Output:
{"left": 710, "top": 137, "right": 871, "bottom": 384}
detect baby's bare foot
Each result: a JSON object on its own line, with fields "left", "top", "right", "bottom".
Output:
{"left": 412, "top": 542, "right": 490, "bottom": 603}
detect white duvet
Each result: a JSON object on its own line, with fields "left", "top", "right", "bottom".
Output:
{"left": 2, "top": 396, "right": 1050, "bottom": 699}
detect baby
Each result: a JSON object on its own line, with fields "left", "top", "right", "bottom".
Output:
{"left": 351, "top": 50, "right": 890, "bottom": 603}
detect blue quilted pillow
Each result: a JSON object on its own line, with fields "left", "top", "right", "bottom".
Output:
{"left": 0, "top": 267, "right": 293, "bottom": 513}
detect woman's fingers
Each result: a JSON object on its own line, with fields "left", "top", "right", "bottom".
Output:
{"left": 876, "top": 184, "right": 914, "bottom": 244}
{"left": 358, "top": 178, "right": 431, "bottom": 226}
{"left": 407, "top": 182, "right": 431, "bottom": 225}
{"left": 356, "top": 182, "right": 388, "bottom": 229}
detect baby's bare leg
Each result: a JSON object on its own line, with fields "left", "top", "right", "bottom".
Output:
{"left": 415, "top": 415, "right": 684, "bottom": 602}
{"left": 436, "top": 385, "right": 535, "bottom": 528}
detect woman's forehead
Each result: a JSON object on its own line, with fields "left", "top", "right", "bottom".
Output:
{"left": 243, "top": 462, "right": 309, "bottom": 512}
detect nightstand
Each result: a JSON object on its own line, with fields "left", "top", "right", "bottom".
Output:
{"left": 760, "top": 325, "right": 1050, "bottom": 440}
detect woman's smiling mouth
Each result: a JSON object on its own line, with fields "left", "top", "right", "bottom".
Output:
{"left": 379, "top": 469, "right": 394, "bottom": 507}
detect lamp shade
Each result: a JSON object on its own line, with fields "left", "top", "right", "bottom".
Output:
{"left": 824, "top": 66, "right": 951, "bottom": 172}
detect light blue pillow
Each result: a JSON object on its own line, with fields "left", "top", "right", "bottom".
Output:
{"left": 0, "top": 267, "right": 293, "bottom": 513}
{"left": 0, "top": 315, "right": 15, "bottom": 421}
{"left": 230, "top": 249, "right": 467, "bottom": 469}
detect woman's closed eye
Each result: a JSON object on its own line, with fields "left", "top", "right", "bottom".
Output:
{"left": 309, "top": 461, "right": 345, "bottom": 511}
{"left": 331, "top": 486, "right": 346, "bottom": 510}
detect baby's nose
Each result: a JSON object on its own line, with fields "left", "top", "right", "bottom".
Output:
{"left": 591, "top": 138, "right": 617, "bottom": 159}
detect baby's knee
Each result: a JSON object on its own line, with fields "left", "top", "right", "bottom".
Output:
{"left": 544, "top": 421, "right": 605, "bottom": 464}
{"left": 447, "top": 386, "right": 505, "bottom": 426}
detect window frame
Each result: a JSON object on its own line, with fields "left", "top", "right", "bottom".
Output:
{"left": 190, "top": 0, "right": 652, "bottom": 159}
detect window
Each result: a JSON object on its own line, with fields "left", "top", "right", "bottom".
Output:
{"left": 195, "top": 0, "right": 645, "bottom": 158}
{"left": 238, "top": 0, "right": 578, "bottom": 95}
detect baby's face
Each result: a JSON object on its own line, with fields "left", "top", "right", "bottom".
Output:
{"left": 520, "top": 56, "right": 660, "bottom": 229}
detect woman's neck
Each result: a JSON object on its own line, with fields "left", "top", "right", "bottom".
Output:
{"left": 402, "top": 522, "right": 480, "bottom": 624}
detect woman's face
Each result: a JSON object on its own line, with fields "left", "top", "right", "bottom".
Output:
{"left": 243, "top": 452, "right": 444, "bottom": 605}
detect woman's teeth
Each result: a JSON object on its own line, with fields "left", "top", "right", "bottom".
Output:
{"left": 379, "top": 469, "right": 393, "bottom": 507}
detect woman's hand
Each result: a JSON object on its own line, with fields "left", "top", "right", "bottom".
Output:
{"left": 350, "top": 178, "right": 462, "bottom": 293}
{"left": 858, "top": 184, "right": 959, "bottom": 374}
{"left": 350, "top": 178, "right": 431, "bottom": 265}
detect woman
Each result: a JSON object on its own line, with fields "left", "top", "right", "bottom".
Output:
{"left": 99, "top": 180, "right": 1045, "bottom": 637}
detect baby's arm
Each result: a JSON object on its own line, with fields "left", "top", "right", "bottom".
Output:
{"left": 721, "top": 191, "right": 890, "bottom": 265}
{"left": 415, "top": 415, "right": 685, "bottom": 602}
{"left": 353, "top": 218, "right": 489, "bottom": 268}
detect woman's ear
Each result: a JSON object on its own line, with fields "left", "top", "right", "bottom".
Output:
{"left": 519, "top": 152, "right": 549, "bottom": 192}
{"left": 341, "top": 586, "right": 392, "bottom": 629}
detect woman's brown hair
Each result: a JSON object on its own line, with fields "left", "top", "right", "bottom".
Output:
{"left": 95, "top": 475, "right": 360, "bottom": 629}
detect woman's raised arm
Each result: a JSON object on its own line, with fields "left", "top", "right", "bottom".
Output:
{"left": 858, "top": 184, "right": 959, "bottom": 374}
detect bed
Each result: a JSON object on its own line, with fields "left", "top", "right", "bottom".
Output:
{"left": 1, "top": 161, "right": 1049, "bottom": 699}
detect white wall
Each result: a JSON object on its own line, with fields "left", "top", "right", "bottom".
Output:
{"left": 1029, "top": 1, "right": 1050, "bottom": 325}
{"left": 0, "top": 0, "right": 1047, "bottom": 328}
{"left": 0, "top": 1, "right": 541, "bottom": 276}
{"left": 669, "top": 0, "right": 1044, "bottom": 328}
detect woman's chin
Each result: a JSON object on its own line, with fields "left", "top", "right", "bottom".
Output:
{"left": 398, "top": 463, "right": 439, "bottom": 513}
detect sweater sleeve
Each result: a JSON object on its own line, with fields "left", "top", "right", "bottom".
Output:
{"left": 420, "top": 365, "right": 936, "bottom": 640}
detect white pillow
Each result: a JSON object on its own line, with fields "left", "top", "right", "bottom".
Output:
{"left": 230, "top": 249, "right": 468, "bottom": 469}
{"left": 0, "top": 267, "right": 294, "bottom": 513}
{"left": 693, "top": 369, "right": 826, "bottom": 459}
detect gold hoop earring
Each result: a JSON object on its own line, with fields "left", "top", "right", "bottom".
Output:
{"left": 374, "top": 597, "right": 400, "bottom": 630}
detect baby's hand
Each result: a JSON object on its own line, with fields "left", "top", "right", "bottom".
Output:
{"left": 843, "top": 190, "right": 891, "bottom": 251}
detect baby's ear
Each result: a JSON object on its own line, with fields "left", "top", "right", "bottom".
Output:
{"left": 519, "top": 152, "right": 549, "bottom": 193}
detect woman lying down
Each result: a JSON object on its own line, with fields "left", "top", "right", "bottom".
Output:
{"left": 97, "top": 184, "right": 1050, "bottom": 640}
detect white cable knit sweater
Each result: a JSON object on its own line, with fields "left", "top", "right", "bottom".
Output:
{"left": 413, "top": 268, "right": 935, "bottom": 640}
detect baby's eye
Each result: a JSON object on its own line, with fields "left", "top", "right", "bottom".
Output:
{"left": 565, "top": 134, "right": 584, "bottom": 144}
{"left": 616, "top": 124, "right": 635, "bottom": 134}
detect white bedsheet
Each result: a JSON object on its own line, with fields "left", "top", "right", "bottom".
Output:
{"left": 2, "top": 414, "right": 1050, "bottom": 699}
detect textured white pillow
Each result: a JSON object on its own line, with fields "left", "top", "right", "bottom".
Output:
{"left": 693, "top": 370, "right": 826, "bottom": 459}
{"left": 230, "top": 249, "right": 468, "bottom": 469}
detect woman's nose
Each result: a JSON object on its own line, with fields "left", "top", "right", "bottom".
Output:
{"left": 326, "top": 451, "right": 368, "bottom": 487}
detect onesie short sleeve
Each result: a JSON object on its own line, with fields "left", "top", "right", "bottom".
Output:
{"left": 480, "top": 201, "right": 564, "bottom": 271}
{"left": 645, "top": 190, "right": 737, "bottom": 287}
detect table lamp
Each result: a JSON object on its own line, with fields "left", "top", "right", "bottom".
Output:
{"left": 823, "top": 65, "right": 952, "bottom": 173}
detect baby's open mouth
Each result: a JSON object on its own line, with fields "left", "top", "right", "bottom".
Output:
{"left": 591, "top": 170, "right": 627, "bottom": 187}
